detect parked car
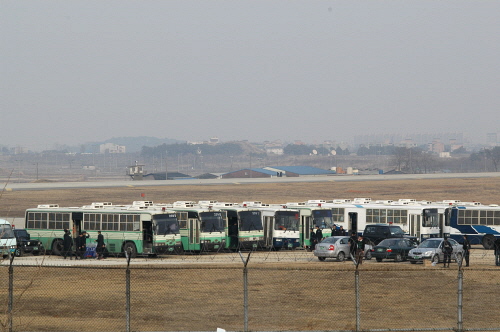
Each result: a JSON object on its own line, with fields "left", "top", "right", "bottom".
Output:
{"left": 314, "top": 236, "right": 372, "bottom": 261}
{"left": 408, "top": 238, "right": 463, "bottom": 264}
{"left": 13, "top": 229, "right": 44, "bottom": 256}
{"left": 363, "top": 224, "right": 418, "bottom": 246}
{"left": 372, "top": 238, "right": 418, "bottom": 262}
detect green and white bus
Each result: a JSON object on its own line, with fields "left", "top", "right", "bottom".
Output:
{"left": 215, "top": 201, "right": 265, "bottom": 250}
{"left": 169, "top": 201, "right": 227, "bottom": 252}
{"left": 24, "top": 201, "right": 182, "bottom": 257}
{"left": 1, "top": 218, "right": 16, "bottom": 258}
{"left": 285, "top": 201, "right": 336, "bottom": 248}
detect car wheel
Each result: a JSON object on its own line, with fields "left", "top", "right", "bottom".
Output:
{"left": 337, "top": 252, "right": 346, "bottom": 262}
{"left": 376, "top": 258, "right": 383, "bottom": 262}
{"left": 365, "top": 251, "right": 372, "bottom": 260}
{"left": 410, "top": 261, "right": 416, "bottom": 264}
{"left": 455, "top": 252, "right": 463, "bottom": 264}
{"left": 318, "top": 257, "right": 326, "bottom": 261}
{"left": 395, "top": 253, "right": 403, "bottom": 262}
{"left": 432, "top": 254, "right": 439, "bottom": 264}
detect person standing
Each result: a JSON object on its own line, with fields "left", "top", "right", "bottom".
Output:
{"left": 338, "top": 226, "right": 346, "bottom": 236}
{"left": 315, "top": 226, "right": 323, "bottom": 243}
{"left": 356, "top": 235, "right": 365, "bottom": 265}
{"left": 95, "top": 231, "right": 105, "bottom": 260}
{"left": 442, "top": 237, "right": 453, "bottom": 268}
{"left": 309, "top": 228, "right": 317, "bottom": 251}
{"left": 462, "top": 235, "right": 471, "bottom": 267}
{"left": 494, "top": 237, "right": 500, "bottom": 267}
{"left": 63, "top": 229, "right": 74, "bottom": 260}
{"left": 348, "top": 231, "right": 357, "bottom": 260}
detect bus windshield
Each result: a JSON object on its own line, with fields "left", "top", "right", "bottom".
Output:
{"left": 0, "top": 224, "right": 15, "bottom": 239}
{"left": 239, "top": 211, "right": 263, "bottom": 231}
{"left": 275, "top": 211, "right": 300, "bottom": 231}
{"left": 423, "top": 209, "right": 439, "bottom": 227}
{"left": 312, "top": 210, "right": 334, "bottom": 228}
{"left": 154, "top": 214, "right": 180, "bottom": 235}
{"left": 200, "top": 212, "right": 225, "bottom": 233}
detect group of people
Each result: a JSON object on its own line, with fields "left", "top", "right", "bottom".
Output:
{"left": 309, "top": 225, "right": 347, "bottom": 250}
{"left": 62, "top": 229, "right": 106, "bottom": 260}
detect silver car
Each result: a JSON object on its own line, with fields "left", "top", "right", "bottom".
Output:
{"left": 313, "top": 236, "right": 351, "bottom": 261}
{"left": 408, "top": 238, "right": 464, "bottom": 264}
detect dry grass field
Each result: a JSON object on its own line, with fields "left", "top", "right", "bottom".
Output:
{"left": 1, "top": 176, "right": 500, "bottom": 218}
{"left": 1, "top": 176, "right": 500, "bottom": 331}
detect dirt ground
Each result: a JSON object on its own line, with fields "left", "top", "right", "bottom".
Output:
{"left": 1, "top": 176, "right": 500, "bottom": 218}
{"left": 1, "top": 176, "right": 500, "bottom": 331}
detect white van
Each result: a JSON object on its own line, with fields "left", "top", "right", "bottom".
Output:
{"left": 1, "top": 219, "right": 17, "bottom": 258}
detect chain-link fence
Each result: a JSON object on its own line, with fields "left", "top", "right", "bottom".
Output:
{"left": 1, "top": 251, "right": 499, "bottom": 332}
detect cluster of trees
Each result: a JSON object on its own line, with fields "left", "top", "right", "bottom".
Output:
{"left": 282, "top": 144, "right": 350, "bottom": 156}
{"left": 470, "top": 147, "right": 500, "bottom": 172}
{"left": 141, "top": 143, "right": 243, "bottom": 158}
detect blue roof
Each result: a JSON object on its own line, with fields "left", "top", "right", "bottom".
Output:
{"left": 267, "top": 166, "right": 334, "bottom": 175}
{"left": 222, "top": 168, "right": 277, "bottom": 176}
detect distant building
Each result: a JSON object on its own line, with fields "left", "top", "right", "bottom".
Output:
{"left": 99, "top": 143, "right": 126, "bottom": 154}
{"left": 487, "top": 133, "right": 498, "bottom": 146}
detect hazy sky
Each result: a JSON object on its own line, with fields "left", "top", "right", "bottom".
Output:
{"left": 2, "top": 1, "right": 499, "bottom": 151}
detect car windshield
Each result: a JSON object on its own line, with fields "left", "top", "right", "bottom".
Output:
{"left": 378, "top": 239, "right": 400, "bottom": 247}
{"left": 15, "top": 230, "right": 29, "bottom": 238}
{"left": 418, "top": 239, "right": 441, "bottom": 249}
{"left": 320, "top": 237, "right": 338, "bottom": 244}
{"left": 389, "top": 226, "right": 405, "bottom": 236}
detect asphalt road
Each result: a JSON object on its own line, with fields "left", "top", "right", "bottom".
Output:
{"left": 3, "top": 172, "right": 499, "bottom": 191}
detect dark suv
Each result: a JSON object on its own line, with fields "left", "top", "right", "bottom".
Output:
{"left": 363, "top": 224, "right": 418, "bottom": 246}
{"left": 13, "top": 229, "right": 44, "bottom": 256}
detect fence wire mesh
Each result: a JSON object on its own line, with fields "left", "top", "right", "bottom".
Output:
{"left": 1, "top": 250, "right": 499, "bottom": 332}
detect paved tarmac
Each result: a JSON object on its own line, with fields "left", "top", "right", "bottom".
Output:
{"left": 3, "top": 172, "right": 499, "bottom": 191}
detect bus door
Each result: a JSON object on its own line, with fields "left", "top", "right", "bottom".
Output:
{"left": 72, "top": 212, "right": 83, "bottom": 239}
{"left": 189, "top": 219, "right": 200, "bottom": 248}
{"left": 439, "top": 214, "right": 445, "bottom": 238}
{"left": 409, "top": 214, "right": 421, "bottom": 240}
{"left": 263, "top": 216, "right": 274, "bottom": 248}
{"left": 142, "top": 220, "right": 153, "bottom": 254}
{"left": 302, "top": 215, "right": 312, "bottom": 247}
{"left": 348, "top": 212, "right": 358, "bottom": 234}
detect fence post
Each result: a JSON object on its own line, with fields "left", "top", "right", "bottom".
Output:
{"left": 125, "top": 249, "right": 132, "bottom": 332}
{"left": 457, "top": 267, "right": 464, "bottom": 332}
{"left": 355, "top": 268, "right": 360, "bottom": 332}
{"left": 239, "top": 251, "right": 251, "bottom": 332}
{"left": 8, "top": 253, "right": 15, "bottom": 332}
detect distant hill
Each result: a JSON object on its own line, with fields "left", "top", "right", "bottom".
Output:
{"left": 87, "top": 137, "right": 185, "bottom": 153}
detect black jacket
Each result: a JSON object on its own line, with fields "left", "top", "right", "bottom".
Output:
{"left": 63, "top": 233, "right": 73, "bottom": 250}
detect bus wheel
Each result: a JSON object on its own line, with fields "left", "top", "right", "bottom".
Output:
{"left": 482, "top": 235, "right": 495, "bottom": 250}
{"left": 51, "top": 239, "right": 63, "bottom": 256}
{"left": 123, "top": 242, "right": 137, "bottom": 258}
